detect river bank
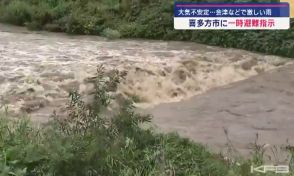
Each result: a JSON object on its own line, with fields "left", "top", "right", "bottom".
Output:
{"left": 1, "top": 0, "right": 294, "bottom": 58}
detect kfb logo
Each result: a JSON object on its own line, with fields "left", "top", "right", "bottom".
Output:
{"left": 251, "top": 165, "right": 289, "bottom": 174}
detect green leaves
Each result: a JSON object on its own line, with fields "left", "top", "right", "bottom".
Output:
{"left": 0, "top": 151, "right": 27, "bottom": 176}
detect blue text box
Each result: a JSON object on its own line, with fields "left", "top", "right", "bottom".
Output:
{"left": 174, "top": 2, "right": 289, "bottom": 17}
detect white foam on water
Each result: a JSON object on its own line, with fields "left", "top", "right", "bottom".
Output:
{"left": 0, "top": 25, "right": 291, "bottom": 119}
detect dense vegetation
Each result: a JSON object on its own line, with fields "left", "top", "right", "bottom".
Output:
{"left": 0, "top": 0, "right": 293, "bottom": 58}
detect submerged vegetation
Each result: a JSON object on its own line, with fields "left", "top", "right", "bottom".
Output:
{"left": 0, "top": 0, "right": 293, "bottom": 57}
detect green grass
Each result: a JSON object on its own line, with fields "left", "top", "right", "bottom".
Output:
{"left": 1, "top": 67, "right": 293, "bottom": 176}
{"left": 0, "top": 0, "right": 293, "bottom": 58}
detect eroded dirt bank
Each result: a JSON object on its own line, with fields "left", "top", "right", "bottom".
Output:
{"left": 0, "top": 24, "right": 290, "bottom": 123}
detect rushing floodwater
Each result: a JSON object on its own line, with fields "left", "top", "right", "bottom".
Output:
{"left": 0, "top": 24, "right": 290, "bottom": 121}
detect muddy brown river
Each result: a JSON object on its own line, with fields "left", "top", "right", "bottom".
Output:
{"left": 1, "top": 24, "right": 293, "bottom": 159}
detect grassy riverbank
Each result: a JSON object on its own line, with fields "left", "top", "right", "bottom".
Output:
{"left": 1, "top": 68, "right": 292, "bottom": 176}
{"left": 0, "top": 0, "right": 293, "bottom": 58}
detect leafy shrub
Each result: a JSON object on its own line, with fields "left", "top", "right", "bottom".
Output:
{"left": 1, "top": 0, "right": 31, "bottom": 25}
{"left": 50, "top": 0, "right": 71, "bottom": 19}
{"left": 65, "top": 9, "right": 105, "bottom": 35}
{"left": 119, "top": 23, "right": 146, "bottom": 38}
